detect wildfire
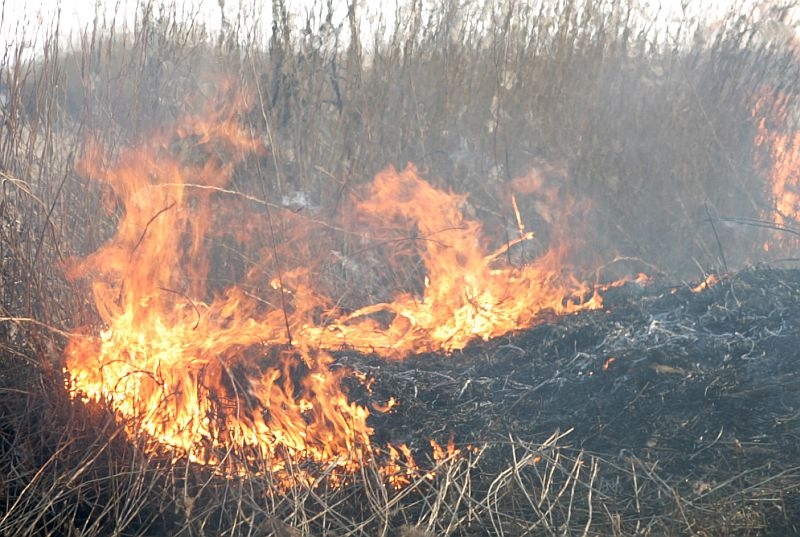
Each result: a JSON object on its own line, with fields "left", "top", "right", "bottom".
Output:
{"left": 303, "top": 165, "right": 604, "bottom": 357}
{"left": 64, "top": 90, "right": 376, "bottom": 481}
{"left": 753, "top": 88, "right": 800, "bottom": 247}
{"left": 64, "top": 87, "right": 622, "bottom": 484}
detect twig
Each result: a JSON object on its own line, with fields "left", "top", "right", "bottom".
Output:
{"left": 0, "top": 317, "right": 73, "bottom": 338}
{"left": 705, "top": 203, "right": 728, "bottom": 273}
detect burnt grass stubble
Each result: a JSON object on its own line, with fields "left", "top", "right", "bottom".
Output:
{"left": 345, "top": 269, "right": 800, "bottom": 534}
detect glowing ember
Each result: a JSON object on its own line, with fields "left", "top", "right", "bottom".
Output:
{"left": 64, "top": 87, "right": 625, "bottom": 483}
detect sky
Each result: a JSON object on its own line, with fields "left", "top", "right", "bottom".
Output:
{"left": 0, "top": 0, "right": 793, "bottom": 60}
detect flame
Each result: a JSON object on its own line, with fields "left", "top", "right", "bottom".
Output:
{"left": 691, "top": 274, "right": 719, "bottom": 293}
{"left": 753, "top": 89, "right": 800, "bottom": 240}
{"left": 430, "top": 436, "right": 458, "bottom": 462}
{"left": 303, "top": 166, "right": 605, "bottom": 357}
{"left": 64, "top": 87, "right": 627, "bottom": 483}
{"left": 371, "top": 396, "right": 399, "bottom": 413}
{"left": 63, "top": 90, "right": 384, "bottom": 482}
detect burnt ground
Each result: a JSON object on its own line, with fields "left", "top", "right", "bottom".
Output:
{"left": 340, "top": 267, "right": 800, "bottom": 535}
{"left": 4, "top": 267, "right": 800, "bottom": 537}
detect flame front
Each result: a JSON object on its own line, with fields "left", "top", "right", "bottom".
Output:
{"left": 753, "top": 89, "right": 800, "bottom": 245}
{"left": 64, "top": 92, "right": 377, "bottom": 479}
{"left": 64, "top": 89, "right": 614, "bottom": 482}
{"left": 305, "top": 166, "right": 602, "bottom": 357}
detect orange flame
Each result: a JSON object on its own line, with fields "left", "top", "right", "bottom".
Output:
{"left": 64, "top": 87, "right": 627, "bottom": 483}
{"left": 64, "top": 90, "right": 380, "bottom": 481}
{"left": 753, "top": 88, "right": 800, "bottom": 244}
{"left": 691, "top": 274, "right": 719, "bottom": 293}
{"left": 303, "top": 166, "right": 605, "bottom": 357}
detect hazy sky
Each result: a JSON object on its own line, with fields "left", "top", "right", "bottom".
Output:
{"left": 0, "top": 0, "right": 785, "bottom": 58}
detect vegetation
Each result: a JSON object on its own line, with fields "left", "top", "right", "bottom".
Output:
{"left": 2, "top": 0, "right": 800, "bottom": 534}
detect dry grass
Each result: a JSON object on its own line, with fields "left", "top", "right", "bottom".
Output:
{"left": 2, "top": 0, "right": 800, "bottom": 534}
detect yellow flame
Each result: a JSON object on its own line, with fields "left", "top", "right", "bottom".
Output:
{"left": 64, "top": 87, "right": 631, "bottom": 484}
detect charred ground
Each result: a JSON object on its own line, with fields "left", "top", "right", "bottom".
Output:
{"left": 5, "top": 268, "right": 799, "bottom": 536}
{"left": 346, "top": 268, "right": 800, "bottom": 535}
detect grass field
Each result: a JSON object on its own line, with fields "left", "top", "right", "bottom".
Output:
{"left": 2, "top": 0, "right": 800, "bottom": 535}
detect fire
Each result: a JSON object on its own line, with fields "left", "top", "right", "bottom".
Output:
{"left": 753, "top": 88, "right": 800, "bottom": 242}
{"left": 691, "top": 274, "right": 719, "bottom": 293}
{"left": 64, "top": 89, "right": 377, "bottom": 480}
{"left": 64, "top": 87, "right": 624, "bottom": 483}
{"left": 304, "top": 166, "right": 604, "bottom": 357}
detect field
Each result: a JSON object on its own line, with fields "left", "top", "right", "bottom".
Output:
{"left": 2, "top": 0, "right": 800, "bottom": 535}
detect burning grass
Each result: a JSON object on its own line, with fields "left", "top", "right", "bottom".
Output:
{"left": 4, "top": 269, "right": 800, "bottom": 535}
{"left": 3, "top": 0, "right": 800, "bottom": 535}
{"left": 60, "top": 86, "right": 617, "bottom": 481}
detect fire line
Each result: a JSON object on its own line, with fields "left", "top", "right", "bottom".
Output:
{"left": 63, "top": 88, "right": 626, "bottom": 486}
